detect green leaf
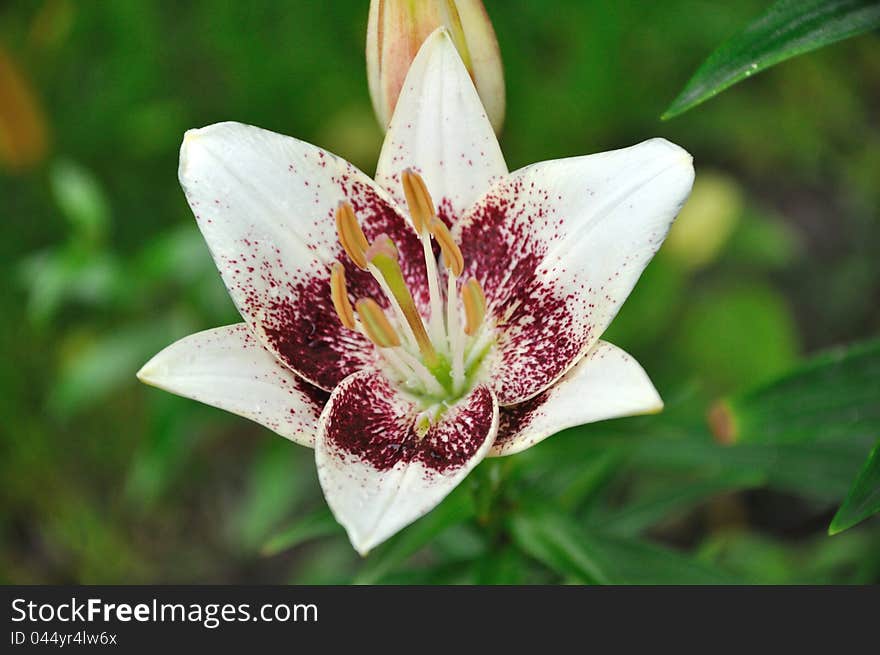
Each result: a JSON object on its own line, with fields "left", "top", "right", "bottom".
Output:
{"left": 352, "top": 487, "right": 476, "bottom": 584}
{"left": 674, "top": 284, "right": 798, "bottom": 392}
{"left": 710, "top": 339, "right": 880, "bottom": 446}
{"left": 18, "top": 246, "right": 123, "bottom": 324}
{"left": 830, "top": 440, "right": 880, "bottom": 534}
{"left": 50, "top": 318, "right": 188, "bottom": 416}
{"left": 261, "top": 507, "right": 341, "bottom": 556}
{"left": 628, "top": 432, "right": 868, "bottom": 500}
{"left": 724, "top": 208, "right": 801, "bottom": 271}
{"left": 663, "top": 0, "right": 880, "bottom": 118}
{"left": 594, "top": 471, "right": 765, "bottom": 537}
{"left": 287, "top": 540, "right": 359, "bottom": 585}
{"left": 511, "top": 508, "right": 737, "bottom": 584}
{"left": 601, "top": 258, "right": 685, "bottom": 348}
{"left": 123, "top": 395, "right": 210, "bottom": 509}
{"left": 49, "top": 158, "right": 111, "bottom": 243}
{"left": 577, "top": 531, "right": 740, "bottom": 585}
{"left": 473, "top": 545, "right": 529, "bottom": 585}
{"left": 379, "top": 560, "right": 476, "bottom": 585}
{"left": 133, "top": 223, "right": 214, "bottom": 287}
{"left": 557, "top": 450, "right": 625, "bottom": 511}
{"left": 703, "top": 528, "right": 880, "bottom": 584}
{"left": 509, "top": 511, "right": 609, "bottom": 584}
{"left": 228, "top": 440, "right": 315, "bottom": 552}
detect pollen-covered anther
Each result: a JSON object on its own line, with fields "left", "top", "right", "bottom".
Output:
{"left": 335, "top": 201, "right": 370, "bottom": 269}
{"left": 330, "top": 262, "right": 356, "bottom": 329}
{"left": 401, "top": 168, "right": 435, "bottom": 234}
{"left": 462, "top": 277, "right": 486, "bottom": 336}
{"left": 356, "top": 298, "right": 401, "bottom": 348}
{"left": 429, "top": 218, "right": 464, "bottom": 276}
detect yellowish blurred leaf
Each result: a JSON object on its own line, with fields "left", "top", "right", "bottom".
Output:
{"left": 0, "top": 45, "right": 50, "bottom": 171}
{"left": 665, "top": 171, "right": 743, "bottom": 270}
{"left": 29, "top": 0, "right": 75, "bottom": 50}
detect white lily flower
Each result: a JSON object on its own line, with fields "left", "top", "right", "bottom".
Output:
{"left": 138, "top": 29, "right": 694, "bottom": 555}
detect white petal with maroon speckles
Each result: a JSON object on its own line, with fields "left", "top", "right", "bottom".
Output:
{"left": 178, "top": 121, "right": 429, "bottom": 391}
{"left": 316, "top": 368, "right": 498, "bottom": 555}
{"left": 137, "top": 324, "right": 328, "bottom": 447}
{"left": 375, "top": 28, "right": 507, "bottom": 227}
{"left": 490, "top": 340, "right": 662, "bottom": 456}
{"left": 456, "top": 138, "right": 694, "bottom": 405}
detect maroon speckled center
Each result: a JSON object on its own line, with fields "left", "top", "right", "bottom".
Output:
{"left": 257, "top": 177, "right": 431, "bottom": 390}
{"left": 324, "top": 371, "right": 495, "bottom": 473}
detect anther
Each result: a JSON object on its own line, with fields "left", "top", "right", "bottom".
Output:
{"left": 462, "top": 277, "right": 486, "bottom": 336}
{"left": 330, "top": 262, "right": 355, "bottom": 329}
{"left": 356, "top": 298, "right": 401, "bottom": 348}
{"left": 335, "top": 201, "right": 369, "bottom": 269}
{"left": 401, "top": 169, "right": 435, "bottom": 234}
{"left": 430, "top": 218, "right": 464, "bottom": 276}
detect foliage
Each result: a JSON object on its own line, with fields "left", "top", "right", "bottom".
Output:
{"left": 1, "top": 0, "right": 878, "bottom": 584}
{"left": 664, "top": 0, "right": 880, "bottom": 118}
{"left": 830, "top": 441, "right": 880, "bottom": 534}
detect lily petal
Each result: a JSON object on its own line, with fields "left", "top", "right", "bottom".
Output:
{"left": 456, "top": 138, "right": 694, "bottom": 404}
{"left": 316, "top": 368, "right": 498, "bottom": 554}
{"left": 137, "top": 324, "right": 328, "bottom": 447}
{"left": 179, "top": 121, "right": 429, "bottom": 391}
{"left": 490, "top": 340, "right": 662, "bottom": 456}
{"left": 375, "top": 28, "right": 507, "bottom": 226}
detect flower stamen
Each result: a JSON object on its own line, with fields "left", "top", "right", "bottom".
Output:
{"left": 401, "top": 168, "right": 434, "bottom": 234}
{"left": 328, "top": 174, "right": 495, "bottom": 411}
{"left": 401, "top": 169, "right": 445, "bottom": 343}
{"left": 356, "top": 298, "right": 401, "bottom": 348}
{"left": 429, "top": 218, "right": 464, "bottom": 276}
{"left": 335, "top": 201, "right": 370, "bottom": 270}
{"left": 462, "top": 277, "right": 486, "bottom": 336}
{"left": 330, "top": 262, "right": 356, "bottom": 329}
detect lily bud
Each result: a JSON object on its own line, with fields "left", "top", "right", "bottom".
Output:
{"left": 366, "top": 0, "right": 505, "bottom": 134}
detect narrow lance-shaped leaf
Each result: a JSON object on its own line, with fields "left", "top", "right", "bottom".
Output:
{"left": 593, "top": 471, "right": 765, "bottom": 537}
{"left": 510, "top": 505, "right": 738, "bottom": 585}
{"left": 663, "top": 0, "right": 880, "bottom": 119}
{"left": 473, "top": 545, "right": 529, "bottom": 585}
{"left": 261, "top": 507, "right": 341, "bottom": 557}
{"left": 509, "top": 509, "right": 609, "bottom": 585}
{"left": 708, "top": 338, "right": 880, "bottom": 446}
{"left": 628, "top": 432, "right": 869, "bottom": 500}
{"left": 829, "top": 440, "right": 880, "bottom": 535}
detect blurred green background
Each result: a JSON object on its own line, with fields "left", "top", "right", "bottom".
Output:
{"left": 1, "top": 0, "right": 878, "bottom": 584}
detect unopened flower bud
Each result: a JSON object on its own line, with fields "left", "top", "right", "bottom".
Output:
{"left": 366, "top": 0, "right": 505, "bottom": 134}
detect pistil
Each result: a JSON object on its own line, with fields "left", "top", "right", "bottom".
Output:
{"left": 367, "top": 240, "right": 439, "bottom": 368}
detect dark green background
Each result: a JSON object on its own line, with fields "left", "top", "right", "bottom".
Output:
{"left": 1, "top": 1, "right": 878, "bottom": 583}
